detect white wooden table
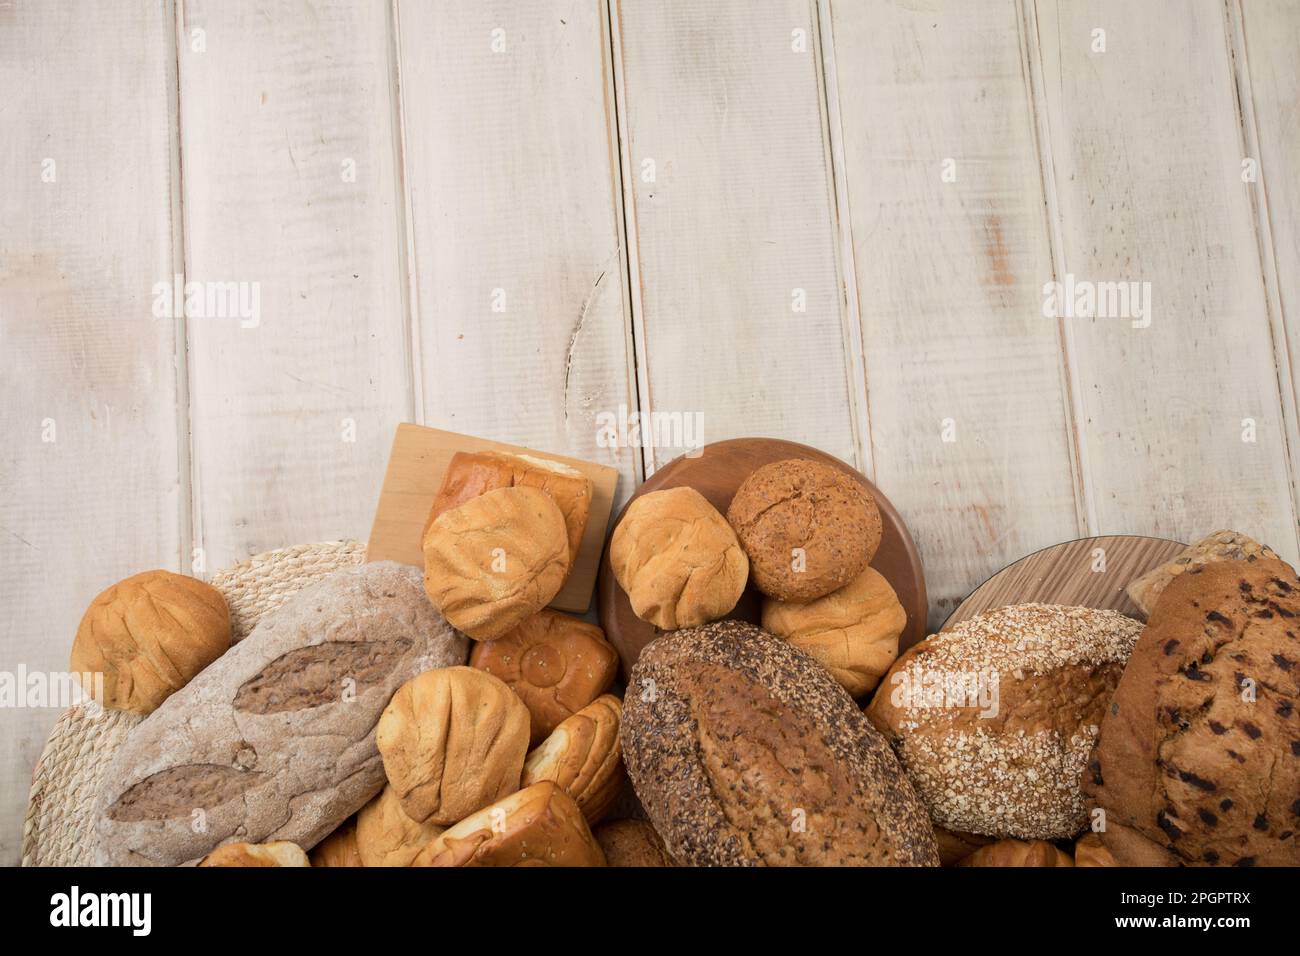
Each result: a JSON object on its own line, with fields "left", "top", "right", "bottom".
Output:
{"left": 2, "top": 0, "right": 1297, "bottom": 863}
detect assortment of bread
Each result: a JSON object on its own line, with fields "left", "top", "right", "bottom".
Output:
{"left": 66, "top": 429, "right": 1300, "bottom": 868}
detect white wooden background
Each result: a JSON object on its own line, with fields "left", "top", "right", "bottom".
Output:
{"left": 1, "top": 0, "right": 1296, "bottom": 863}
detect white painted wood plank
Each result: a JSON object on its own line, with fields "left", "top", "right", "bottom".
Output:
{"left": 0, "top": 0, "right": 183, "bottom": 863}
{"left": 824, "top": 0, "right": 1084, "bottom": 626}
{"left": 612, "top": 0, "right": 863, "bottom": 473}
{"left": 1236, "top": 0, "right": 1300, "bottom": 505}
{"left": 1031, "top": 0, "right": 1299, "bottom": 559}
{"left": 178, "top": 0, "right": 413, "bottom": 567}
{"left": 395, "top": 0, "right": 641, "bottom": 502}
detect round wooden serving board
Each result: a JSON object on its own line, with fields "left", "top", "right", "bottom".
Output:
{"left": 597, "top": 437, "right": 928, "bottom": 680}
{"left": 941, "top": 534, "right": 1188, "bottom": 631}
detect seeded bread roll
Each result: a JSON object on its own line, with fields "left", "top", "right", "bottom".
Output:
{"left": 727, "top": 458, "right": 881, "bottom": 602}
{"left": 94, "top": 562, "right": 468, "bottom": 866}
{"left": 866, "top": 604, "right": 1141, "bottom": 840}
{"left": 1086, "top": 559, "right": 1300, "bottom": 866}
{"left": 623, "top": 621, "right": 938, "bottom": 866}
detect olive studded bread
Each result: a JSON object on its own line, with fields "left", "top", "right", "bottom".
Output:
{"left": 622, "top": 621, "right": 938, "bottom": 866}
{"left": 1085, "top": 558, "right": 1300, "bottom": 866}
{"left": 94, "top": 562, "right": 468, "bottom": 866}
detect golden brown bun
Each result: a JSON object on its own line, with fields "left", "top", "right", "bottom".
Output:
{"left": 1086, "top": 558, "right": 1300, "bottom": 866}
{"left": 1073, "top": 832, "right": 1119, "bottom": 867}
{"left": 412, "top": 781, "right": 605, "bottom": 867}
{"left": 594, "top": 819, "right": 675, "bottom": 867}
{"left": 199, "top": 841, "right": 309, "bottom": 867}
{"left": 762, "top": 566, "right": 905, "bottom": 697}
{"left": 727, "top": 458, "right": 881, "bottom": 602}
{"left": 470, "top": 609, "right": 618, "bottom": 745}
{"left": 933, "top": 828, "right": 994, "bottom": 867}
{"left": 425, "top": 451, "right": 593, "bottom": 566}
{"left": 1126, "top": 530, "right": 1278, "bottom": 618}
{"left": 70, "top": 570, "right": 230, "bottom": 714}
{"left": 958, "top": 839, "right": 1074, "bottom": 867}
{"left": 377, "top": 667, "right": 529, "bottom": 825}
{"left": 867, "top": 604, "right": 1141, "bottom": 840}
{"left": 309, "top": 819, "right": 363, "bottom": 867}
{"left": 422, "top": 486, "right": 571, "bottom": 640}
{"left": 609, "top": 487, "right": 747, "bottom": 630}
{"left": 522, "top": 694, "right": 625, "bottom": 824}
{"left": 355, "top": 784, "right": 445, "bottom": 866}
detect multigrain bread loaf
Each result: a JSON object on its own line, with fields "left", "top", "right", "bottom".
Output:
{"left": 425, "top": 451, "right": 593, "bottom": 566}
{"left": 94, "top": 562, "right": 468, "bottom": 866}
{"left": 622, "top": 621, "right": 938, "bottom": 866}
{"left": 594, "top": 819, "right": 676, "bottom": 867}
{"left": 609, "top": 487, "right": 748, "bottom": 630}
{"left": 376, "top": 667, "right": 529, "bottom": 825}
{"left": 521, "top": 694, "right": 625, "bottom": 824}
{"left": 761, "top": 566, "right": 905, "bottom": 697}
{"left": 1126, "top": 530, "right": 1278, "bottom": 618}
{"left": 1085, "top": 559, "right": 1300, "bottom": 866}
{"left": 412, "top": 781, "right": 605, "bottom": 867}
{"left": 726, "top": 458, "right": 881, "bottom": 602}
{"left": 71, "top": 570, "right": 230, "bottom": 714}
{"left": 422, "top": 486, "right": 571, "bottom": 640}
{"left": 866, "top": 604, "right": 1141, "bottom": 840}
{"left": 470, "top": 609, "right": 618, "bottom": 745}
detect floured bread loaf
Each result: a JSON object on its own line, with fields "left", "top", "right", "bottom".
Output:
{"left": 94, "top": 562, "right": 468, "bottom": 866}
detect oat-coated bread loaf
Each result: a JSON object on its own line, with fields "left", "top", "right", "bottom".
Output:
{"left": 94, "top": 562, "right": 468, "bottom": 866}
{"left": 1085, "top": 559, "right": 1300, "bottom": 866}
{"left": 866, "top": 604, "right": 1141, "bottom": 840}
{"left": 622, "top": 621, "right": 938, "bottom": 866}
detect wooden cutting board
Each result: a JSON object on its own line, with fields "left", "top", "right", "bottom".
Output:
{"left": 367, "top": 423, "right": 620, "bottom": 613}
{"left": 597, "top": 437, "right": 927, "bottom": 681}
{"left": 941, "top": 534, "right": 1188, "bottom": 630}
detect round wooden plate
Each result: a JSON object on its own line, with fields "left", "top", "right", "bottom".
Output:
{"left": 597, "top": 437, "right": 928, "bottom": 680}
{"left": 941, "top": 534, "right": 1188, "bottom": 631}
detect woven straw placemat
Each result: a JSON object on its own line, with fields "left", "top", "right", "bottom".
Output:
{"left": 21, "top": 540, "right": 366, "bottom": 867}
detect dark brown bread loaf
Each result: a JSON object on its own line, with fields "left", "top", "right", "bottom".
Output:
{"left": 94, "top": 562, "right": 468, "bottom": 866}
{"left": 1086, "top": 558, "right": 1300, "bottom": 866}
{"left": 622, "top": 621, "right": 938, "bottom": 866}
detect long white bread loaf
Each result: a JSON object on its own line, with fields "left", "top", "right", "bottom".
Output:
{"left": 94, "top": 562, "right": 467, "bottom": 866}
